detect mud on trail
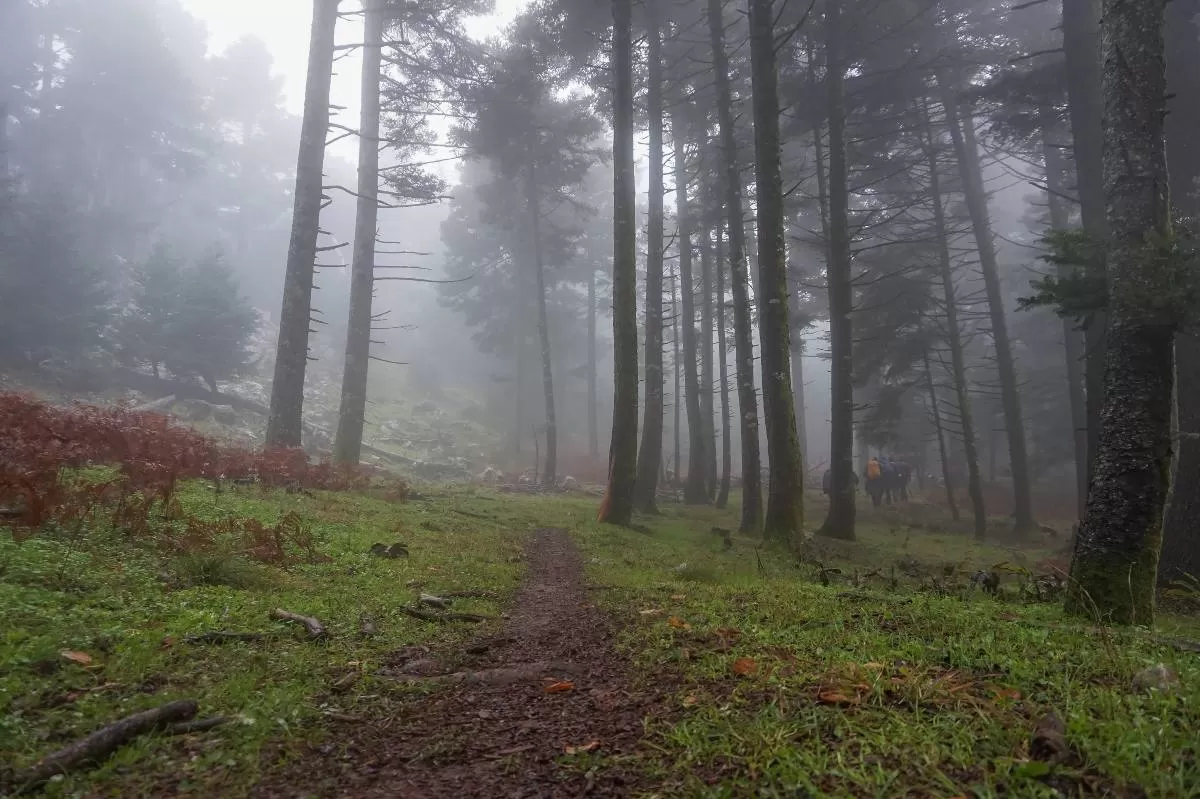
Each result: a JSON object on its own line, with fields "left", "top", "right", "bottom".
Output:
{"left": 255, "top": 528, "right": 663, "bottom": 798}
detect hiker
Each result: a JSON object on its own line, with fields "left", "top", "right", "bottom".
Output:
{"left": 880, "top": 457, "right": 898, "bottom": 505}
{"left": 864, "top": 456, "right": 884, "bottom": 507}
{"left": 893, "top": 458, "right": 913, "bottom": 501}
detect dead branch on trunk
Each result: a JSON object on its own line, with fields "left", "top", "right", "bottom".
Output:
{"left": 12, "top": 700, "right": 198, "bottom": 792}
{"left": 271, "top": 609, "right": 327, "bottom": 639}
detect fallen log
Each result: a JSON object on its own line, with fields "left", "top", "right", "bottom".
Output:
{"left": 12, "top": 699, "right": 198, "bottom": 792}
{"left": 398, "top": 606, "right": 491, "bottom": 624}
{"left": 271, "top": 609, "right": 327, "bottom": 639}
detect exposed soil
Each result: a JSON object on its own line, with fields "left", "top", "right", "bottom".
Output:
{"left": 254, "top": 528, "right": 664, "bottom": 798}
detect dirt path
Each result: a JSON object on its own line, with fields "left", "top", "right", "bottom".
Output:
{"left": 257, "top": 528, "right": 660, "bottom": 798}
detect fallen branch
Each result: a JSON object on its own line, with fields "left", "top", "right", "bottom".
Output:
{"left": 271, "top": 609, "right": 327, "bottom": 639}
{"left": 398, "top": 606, "right": 491, "bottom": 624}
{"left": 183, "top": 632, "right": 266, "bottom": 645}
{"left": 442, "top": 589, "right": 498, "bottom": 599}
{"left": 12, "top": 700, "right": 198, "bottom": 792}
{"left": 449, "top": 507, "right": 492, "bottom": 521}
{"left": 163, "top": 716, "right": 233, "bottom": 735}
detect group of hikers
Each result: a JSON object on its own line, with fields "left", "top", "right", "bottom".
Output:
{"left": 822, "top": 456, "right": 913, "bottom": 508}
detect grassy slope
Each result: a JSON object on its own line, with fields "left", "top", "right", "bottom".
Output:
{"left": 2, "top": 485, "right": 1197, "bottom": 797}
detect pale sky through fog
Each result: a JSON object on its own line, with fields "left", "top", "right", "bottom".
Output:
{"left": 179, "top": 0, "right": 528, "bottom": 160}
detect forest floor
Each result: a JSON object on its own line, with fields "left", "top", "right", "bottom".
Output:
{"left": 3, "top": 483, "right": 1199, "bottom": 798}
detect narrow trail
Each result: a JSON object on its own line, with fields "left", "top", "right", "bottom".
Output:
{"left": 257, "top": 528, "right": 660, "bottom": 798}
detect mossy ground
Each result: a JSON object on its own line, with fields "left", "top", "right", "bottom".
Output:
{"left": 2, "top": 484, "right": 1197, "bottom": 797}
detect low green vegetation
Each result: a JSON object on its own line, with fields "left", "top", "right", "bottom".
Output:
{"left": 2, "top": 484, "right": 1197, "bottom": 797}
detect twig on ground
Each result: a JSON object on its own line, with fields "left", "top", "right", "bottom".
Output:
{"left": 450, "top": 507, "right": 492, "bottom": 521}
{"left": 12, "top": 700, "right": 198, "bottom": 792}
{"left": 271, "top": 609, "right": 327, "bottom": 639}
{"left": 163, "top": 716, "right": 233, "bottom": 735}
{"left": 398, "top": 606, "right": 491, "bottom": 624}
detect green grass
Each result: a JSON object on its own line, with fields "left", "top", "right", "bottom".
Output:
{"left": 571, "top": 494, "right": 1200, "bottom": 798}
{"left": 3, "top": 483, "right": 1197, "bottom": 798}
{"left": 0, "top": 482, "right": 537, "bottom": 797}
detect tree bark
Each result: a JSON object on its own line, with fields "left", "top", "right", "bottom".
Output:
{"left": 1062, "top": 0, "right": 1108, "bottom": 481}
{"left": 708, "top": 0, "right": 762, "bottom": 532}
{"left": 587, "top": 269, "right": 599, "bottom": 458}
{"left": 1066, "top": 0, "right": 1172, "bottom": 625}
{"left": 818, "top": 0, "right": 855, "bottom": 540}
{"left": 923, "top": 350, "right": 960, "bottom": 521}
{"left": 791, "top": 336, "right": 808, "bottom": 479}
{"left": 333, "top": 0, "right": 383, "bottom": 465}
{"left": 1042, "top": 122, "right": 1090, "bottom": 519}
{"left": 671, "top": 108, "right": 710, "bottom": 504}
{"left": 599, "top": 0, "right": 639, "bottom": 526}
{"left": 714, "top": 225, "right": 733, "bottom": 509}
{"left": 266, "top": 0, "right": 339, "bottom": 447}
{"left": 527, "top": 161, "right": 557, "bottom": 487}
{"left": 748, "top": 0, "right": 804, "bottom": 543}
{"left": 635, "top": 5, "right": 666, "bottom": 511}
{"left": 921, "top": 97, "right": 986, "bottom": 538}
{"left": 699, "top": 213, "right": 719, "bottom": 495}
{"left": 671, "top": 264, "right": 682, "bottom": 482}
{"left": 939, "top": 77, "right": 1036, "bottom": 533}
{"left": 1160, "top": 5, "right": 1200, "bottom": 591}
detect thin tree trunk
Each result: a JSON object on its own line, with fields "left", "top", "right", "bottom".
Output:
{"left": 266, "top": 0, "right": 339, "bottom": 447}
{"left": 939, "top": 78, "right": 1036, "bottom": 533}
{"left": 714, "top": 225, "right": 733, "bottom": 509}
{"left": 1062, "top": 0, "right": 1108, "bottom": 481}
{"left": 1066, "top": 0, "right": 1172, "bottom": 625}
{"left": 920, "top": 97, "right": 986, "bottom": 538}
{"left": 333, "top": 0, "right": 383, "bottom": 465}
{"left": 527, "top": 161, "right": 556, "bottom": 487}
{"left": 923, "top": 350, "right": 959, "bottom": 521}
{"left": 819, "top": 0, "right": 855, "bottom": 540}
{"left": 635, "top": 5, "right": 666, "bottom": 511}
{"left": 1160, "top": 4, "right": 1200, "bottom": 591}
{"left": 671, "top": 265, "right": 682, "bottom": 483}
{"left": 1042, "top": 123, "right": 1090, "bottom": 519}
{"left": 699, "top": 215, "right": 718, "bottom": 495}
{"left": 748, "top": 0, "right": 804, "bottom": 543}
{"left": 708, "top": 0, "right": 762, "bottom": 532}
{"left": 671, "top": 108, "right": 710, "bottom": 504}
{"left": 791, "top": 336, "right": 808, "bottom": 479}
{"left": 587, "top": 269, "right": 599, "bottom": 458}
{"left": 599, "top": 0, "right": 639, "bottom": 525}
{"left": 512, "top": 332, "right": 523, "bottom": 459}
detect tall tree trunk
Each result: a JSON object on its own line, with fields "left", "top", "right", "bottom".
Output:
{"left": 671, "top": 107, "right": 710, "bottom": 503}
{"left": 819, "top": 0, "right": 855, "bottom": 540}
{"left": 939, "top": 78, "right": 1036, "bottom": 533}
{"left": 266, "top": 0, "right": 339, "bottom": 447}
{"left": 1160, "top": 5, "right": 1200, "bottom": 590}
{"left": 1066, "top": 0, "right": 1172, "bottom": 625}
{"left": 699, "top": 215, "right": 719, "bottom": 495}
{"left": 587, "top": 269, "right": 599, "bottom": 458}
{"left": 920, "top": 97, "right": 986, "bottom": 538}
{"left": 671, "top": 265, "right": 682, "bottom": 482}
{"left": 923, "top": 350, "right": 960, "bottom": 521}
{"left": 1062, "top": 0, "right": 1108, "bottom": 481}
{"left": 512, "top": 331, "right": 524, "bottom": 459}
{"left": 599, "top": 0, "right": 639, "bottom": 525}
{"left": 714, "top": 225, "right": 733, "bottom": 509}
{"left": 748, "top": 0, "right": 804, "bottom": 542}
{"left": 791, "top": 336, "right": 808, "bottom": 478}
{"left": 708, "top": 0, "right": 762, "bottom": 532}
{"left": 333, "top": 0, "right": 383, "bottom": 465}
{"left": 527, "top": 162, "right": 556, "bottom": 487}
{"left": 1042, "top": 122, "right": 1090, "bottom": 518}
{"left": 635, "top": 5, "right": 666, "bottom": 511}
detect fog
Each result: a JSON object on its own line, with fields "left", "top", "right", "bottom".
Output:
{"left": 4, "top": 0, "right": 1180, "bottom": 523}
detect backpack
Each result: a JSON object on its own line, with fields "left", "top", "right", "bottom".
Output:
{"left": 866, "top": 460, "right": 881, "bottom": 480}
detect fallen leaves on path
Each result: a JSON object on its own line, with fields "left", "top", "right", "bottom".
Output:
{"left": 564, "top": 740, "right": 600, "bottom": 754}
{"left": 543, "top": 680, "right": 575, "bottom": 693}
{"left": 667, "top": 616, "right": 691, "bottom": 630}
{"left": 732, "top": 657, "right": 758, "bottom": 677}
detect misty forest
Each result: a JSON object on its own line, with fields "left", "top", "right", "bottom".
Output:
{"left": 1, "top": 0, "right": 1198, "bottom": 795}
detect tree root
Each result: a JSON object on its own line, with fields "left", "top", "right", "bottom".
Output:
{"left": 271, "top": 609, "right": 327, "bottom": 638}
{"left": 11, "top": 700, "right": 198, "bottom": 792}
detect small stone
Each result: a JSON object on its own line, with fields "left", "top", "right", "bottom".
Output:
{"left": 1132, "top": 663, "right": 1179, "bottom": 694}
